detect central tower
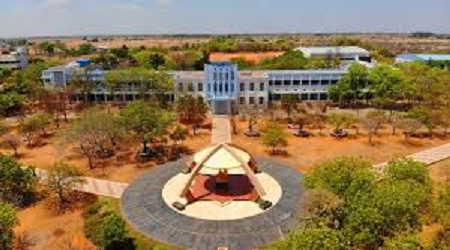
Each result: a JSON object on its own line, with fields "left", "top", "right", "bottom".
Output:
{"left": 204, "top": 62, "right": 239, "bottom": 115}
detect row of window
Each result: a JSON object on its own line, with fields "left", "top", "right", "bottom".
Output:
{"left": 212, "top": 72, "right": 235, "bottom": 81}
{"left": 269, "top": 80, "right": 339, "bottom": 86}
{"left": 240, "top": 82, "right": 265, "bottom": 92}
{"left": 270, "top": 93, "right": 329, "bottom": 101}
{"left": 178, "top": 82, "right": 204, "bottom": 92}
{"left": 239, "top": 96, "right": 265, "bottom": 105}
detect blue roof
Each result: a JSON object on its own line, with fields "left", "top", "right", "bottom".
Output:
{"left": 397, "top": 54, "right": 450, "bottom": 61}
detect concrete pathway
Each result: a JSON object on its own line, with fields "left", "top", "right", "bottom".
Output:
{"left": 35, "top": 168, "right": 128, "bottom": 198}
{"left": 373, "top": 142, "right": 450, "bottom": 172}
{"left": 211, "top": 116, "right": 232, "bottom": 144}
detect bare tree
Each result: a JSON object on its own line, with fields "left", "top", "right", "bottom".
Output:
{"left": 46, "top": 162, "right": 85, "bottom": 210}
{"left": 398, "top": 118, "right": 423, "bottom": 143}
{"left": 13, "top": 231, "right": 35, "bottom": 250}
{"left": 2, "top": 133, "right": 20, "bottom": 157}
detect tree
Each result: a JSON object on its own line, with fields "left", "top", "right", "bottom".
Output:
{"left": 268, "top": 227, "right": 346, "bottom": 250}
{"left": 119, "top": 101, "right": 173, "bottom": 153}
{"left": 329, "top": 63, "right": 369, "bottom": 114}
{"left": 386, "top": 159, "right": 431, "bottom": 189}
{"left": 32, "top": 112, "right": 52, "bottom": 137}
{"left": 369, "top": 65, "right": 404, "bottom": 114}
{"left": 0, "top": 203, "right": 19, "bottom": 250}
{"left": 407, "top": 106, "right": 436, "bottom": 137}
{"left": 176, "top": 95, "right": 208, "bottom": 135}
{"left": 0, "top": 92, "right": 25, "bottom": 117}
{"left": 327, "top": 113, "right": 357, "bottom": 133}
{"left": 0, "top": 122, "right": 6, "bottom": 136}
{"left": 281, "top": 94, "right": 300, "bottom": 120}
{"left": 65, "top": 109, "right": 121, "bottom": 170}
{"left": 399, "top": 116, "right": 422, "bottom": 141}
{"left": 263, "top": 124, "right": 288, "bottom": 155}
{"left": 241, "top": 104, "right": 263, "bottom": 133}
{"left": 2, "top": 134, "right": 20, "bottom": 157}
{"left": 361, "top": 110, "right": 386, "bottom": 145}
{"left": 303, "top": 157, "right": 376, "bottom": 201}
{"left": 170, "top": 126, "right": 189, "bottom": 146}
{"left": 46, "top": 162, "right": 85, "bottom": 209}
{"left": 0, "top": 155, "right": 37, "bottom": 207}
{"left": 98, "top": 213, "right": 135, "bottom": 250}
{"left": 19, "top": 117, "right": 40, "bottom": 147}
{"left": 380, "top": 235, "right": 423, "bottom": 250}
{"left": 300, "top": 189, "right": 343, "bottom": 227}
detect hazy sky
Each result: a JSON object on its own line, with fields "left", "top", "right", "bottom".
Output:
{"left": 1, "top": 0, "right": 450, "bottom": 37}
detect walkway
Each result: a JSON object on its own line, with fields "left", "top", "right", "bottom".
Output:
{"left": 373, "top": 142, "right": 450, "bottom": 172}
{"left": 34, "top": 168, "right": 128, "bottom": 198}
{"left": 211, "top": 116, "right": 232, "bottom": 144}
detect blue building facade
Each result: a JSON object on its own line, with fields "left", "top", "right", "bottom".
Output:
{"left": 204, "top": 62, "right": 239, "bottom": 114}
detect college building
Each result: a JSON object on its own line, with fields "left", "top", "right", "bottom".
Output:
{"left": 0, "top": 47, "right": 29, "bottom": 71}
{"left": 42, "top": 46, "right": 373, "bottom": 114}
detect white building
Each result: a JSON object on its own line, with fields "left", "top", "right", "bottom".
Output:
{"left": 0, "top": 47, "right": 29, "bottom": 70}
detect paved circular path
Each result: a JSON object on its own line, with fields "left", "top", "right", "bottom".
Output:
{"left": 121, "top": 157, "right": 304, "bottom": 250}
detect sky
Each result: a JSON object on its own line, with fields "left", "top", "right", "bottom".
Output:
{"left": 1, "top": 0, "right": 450, "bottom": 38}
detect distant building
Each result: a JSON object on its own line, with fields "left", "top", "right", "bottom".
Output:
{"left": 41, "top": 59, "right": 93, "bottom": 88}
{"left": 0, "top": 47, "right": 29, "bottom": 70}
{"left": 295, "top": 46, "right": 372, "bottom": 63}
{"left": 395, "top": 54, "right": 450, "bottom": 63}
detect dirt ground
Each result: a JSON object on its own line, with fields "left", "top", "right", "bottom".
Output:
{"left": 15, "top": 201, "right": 95, "bottom": 250}
{"left": 210, "top": 52, "right": 283, "bottom": 63}
{"left": 232, "top": 119, "right": 450, "bottom": 172}
{"left": 0, "top": 122, "right": 212, "bottom": 183}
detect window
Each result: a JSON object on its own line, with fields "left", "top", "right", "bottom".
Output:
{"left": 259, "top": 97, "right": 264, "bottom": 105}
{"left": 302, "top": 80, "right": 310, "bottom": 86}
{"left": 188, "top": 83, "right": 194, "bottom": 92}
{"left": 311, "top": 80, "right": 320, "bottom": 85}
{"left": 240, "top": 83, "right": 245, "bottom": 91}
{"left": 274, "top": 80, "right": 282, "bottom": 86}
{"left": 198, "top": 83, "right": 203, "bottom": 91}
{"left": 178, "top": 83, "right": 183, "bottom": 92}
{"left": 301, "top": 93, "right": 309, "bottom": 100}
{"left": 271, "top": 94, "right": 281, "bottom": 101}
{"left": 293, "top": 80, "right": 301, "bottom": 86}
{"left": 249, "top": 97, "right": 255, "bottom": 105}
{"left": 225, "top": 84, "right": 229, "bottom": 92}
{"left": 283, "top": 81, "right": 291, "bottom": 86}
{"left": 250, "top": 83, "right": 255, "bottom": 91}
{"left": 240, "top": 97, "right": 245, "bottom": 105}
{"left": 269, "top": 80, "right": 274, "bottom": 86}
{"left": 260, "top": 83, "right": 265, "bottom": 91}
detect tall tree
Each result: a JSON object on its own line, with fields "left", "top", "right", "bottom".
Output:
{"left": 176, "top": 95, "right": 208, "bottom": 135}
{"left": 329, "top": 63, "right": 369, "bottom": 115}
{"left": 119, "top": 101, "right": 173, "bottom": 153}
{"left": 0, "top": 155, "right": 37, "bottom": 207}
{"left": 281, "top": 94, "right": 300, "bottom": 120}
{"left": 46, "top": 162, "right": 85, "bottom": 209}
{"left": 263, "top": 124, "right": 288, "bottom": 155}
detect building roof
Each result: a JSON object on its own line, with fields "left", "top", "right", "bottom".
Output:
{"left": 193, "top": 144, "right": 251, "bottom": 175}
{"left": 396, "top": 54, "right": 450, "bottom": 62}
{"left": 295, "top": 46, "right": 370, "bottom": 57}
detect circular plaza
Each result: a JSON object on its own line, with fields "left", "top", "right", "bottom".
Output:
{"left": 121, "top": 143, "right": 303, "bottom": 250}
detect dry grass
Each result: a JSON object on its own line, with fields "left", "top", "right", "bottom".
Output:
{"left": 15, "top": 200, "right": 96, "bottom": 250}
{"left": 232, "top": 119, "right": 450, "bottom": 172}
